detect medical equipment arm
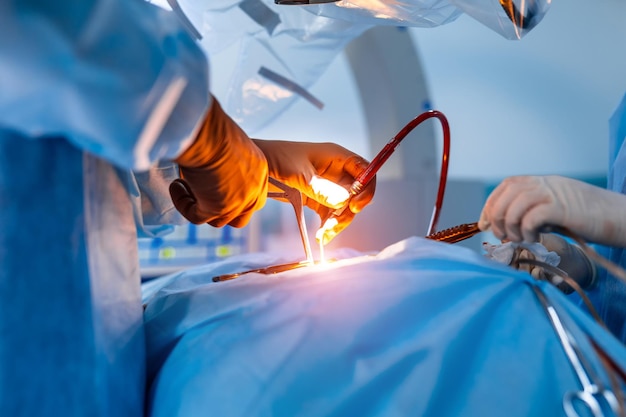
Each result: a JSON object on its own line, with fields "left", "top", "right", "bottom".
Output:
{"left": 479, "top": 175, "right": 626, "bottom": 247}
{"left": 170, "top": 98, "right": 268, "bottom": 228}
{"left": 252, "top": 139, "right": 375, "bottom": 241}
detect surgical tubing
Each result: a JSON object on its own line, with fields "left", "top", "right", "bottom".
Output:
{"left": 349, "top": 110, "right": 450, "bottom": 236}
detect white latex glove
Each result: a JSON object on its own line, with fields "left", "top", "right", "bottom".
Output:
{"left": 479, "top": 175, "right": 626, "bottom": 246}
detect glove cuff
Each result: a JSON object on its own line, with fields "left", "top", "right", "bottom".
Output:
{"left": 571, "top": 244, "right": 597, "bottom": 290}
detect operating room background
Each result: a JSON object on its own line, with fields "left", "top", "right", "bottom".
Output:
{"left": 140, "top": 0, "right": 626, "bottom": 276}
{"left": 238, "top": 0, "right": 626, "bottom": 181}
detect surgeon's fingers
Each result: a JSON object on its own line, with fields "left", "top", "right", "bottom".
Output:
{"left": 306, "top": 175, "right": 351, "bottom": 209}
{"left": 343, "top": 155, "right": 376, "bottom": 213}
{"left": 304, "top": 197, "right": 354, "bottom": 244}
{"left": 480, "top": 177, "right": 546, "bottom": 241}
{"left": 316, "top": 210, "right": 356, "bottom": 245}
{"left": 520, "top": 204, "right": 562, "bottom": 244}
{"left": 500, "top": 191, "right": 548, "bottom": 242}
{"left": 479, "top": 179, "right": 510, "bottom": 231}
{"left": 481, "top": 185, "right": 524, "bottom": 240}
{"left": 503, "top": 178, "right": 561, "bottom": 242}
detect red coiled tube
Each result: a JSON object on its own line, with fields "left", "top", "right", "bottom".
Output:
{"left": 347, "top": 110, "right": 450, "bottom": 236}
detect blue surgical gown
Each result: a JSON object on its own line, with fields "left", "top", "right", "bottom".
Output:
{"left": 0, "top": 1, "right": 209, "bottom": 415}
{"left": 582, "top": 92, "right": 626, "bottom": 342}
{"left": 0, "top": 0, "right": 211, "bottom": 234}
{"left": 0, "top": 0, "right": 210, "bottom": 171}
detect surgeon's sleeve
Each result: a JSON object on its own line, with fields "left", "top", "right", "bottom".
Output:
{"left": 0, "top": 0, "right": 210, "bottom": 171}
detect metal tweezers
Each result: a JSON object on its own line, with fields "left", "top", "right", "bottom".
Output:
{"left": 212, "top": 177, "right": 314, "bottom": 282}
{"left": 267, "top": 177, "right": 314, "bottom": 264}
{"left": 531, "top": 285, "right": 620, "bottom": 417}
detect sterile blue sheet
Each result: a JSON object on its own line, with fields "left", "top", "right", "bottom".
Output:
{"left": 143, "top": 237, "right": 626, "bottom": 417}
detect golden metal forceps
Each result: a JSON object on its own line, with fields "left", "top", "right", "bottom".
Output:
{"left": 425, "top": 222, "right": 481, "bottom": 244}
{"left": 211, "top": 177, "right": 315, "bottom": 283}
{"left": 267, "top": 177, "right": 314, "bottom": 264}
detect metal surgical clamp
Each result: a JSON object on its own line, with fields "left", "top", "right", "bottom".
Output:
{"left": 211, "top": 178, "right": 315, "bottom": 283}
{"left": 267, "top": 177, "right": 314, "bottom": 264}
{"left": 531, "top": 285, "right": 620, "bottom": 417}
{"left": 425, "top": 222, "right": 480, "bottom": 244}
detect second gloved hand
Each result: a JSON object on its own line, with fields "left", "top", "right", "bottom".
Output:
{"left": 479, "top": 175, "right": 626, "bottom": 246}
{"left": 514, "top": 233, "right": 596, "bottom": 292}
{"left": 252, "top": 139, "right": 376, "bottom": 244}
{"left": 170, "top": 98, "right": 268, "bottom": 228}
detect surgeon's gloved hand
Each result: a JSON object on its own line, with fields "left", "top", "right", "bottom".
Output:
{"left": 170, "top": 98, "right": 268, "bottom": 228}
{"left": 515, "top": 233, "right": 596, "bottom": 292}
{"left": 478, "top": 175, "right": 626, "bottom": 246}
{"left": 251, "top": 139, "right": 376, "bottom": 243}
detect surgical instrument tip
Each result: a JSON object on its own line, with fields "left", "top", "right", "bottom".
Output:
{"left": 268, "top": 177, "right": 314, "bottom": 264}
{"left": 425, "top": 222, "right": 481, "bottom": 244}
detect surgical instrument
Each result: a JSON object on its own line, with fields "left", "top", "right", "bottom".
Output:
{"left": 212, "top": 261, "right": 315, "bottom": 282}
{"left": 318, "top": 110, "right": 451, "bottom": 242}
{"left": 267, "top": 177, "right": 314, "bottom": 264}
{"left": 531, "top": 285, "right": 620, "bottom": 417}
{"left": 425, "top": 222, "right": 480, "bottom": 244}
{"left": 500, "top": 0, "right": 540, "bottom": 30}
{"left": 212, "top": 177, "right": 316, "bottom": 282}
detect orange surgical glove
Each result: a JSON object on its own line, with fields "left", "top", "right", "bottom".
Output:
{"left": 170, "top": 97, "right": 268, "bottom": 228}
{"left": 252, "top": 139, "right": 376, "bottom": 243}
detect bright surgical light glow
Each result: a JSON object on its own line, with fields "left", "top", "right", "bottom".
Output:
{"left": 335, "top": 0, "right": 396, "bottom": 20}
{"left": 316, "top": 217, "right": 339, "bottom": 247}
{"left": 319, "top": 239, "right": 326, "bottom": 264}
{"left": 309, "top": 176, "right": 350, "bottom": 208}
